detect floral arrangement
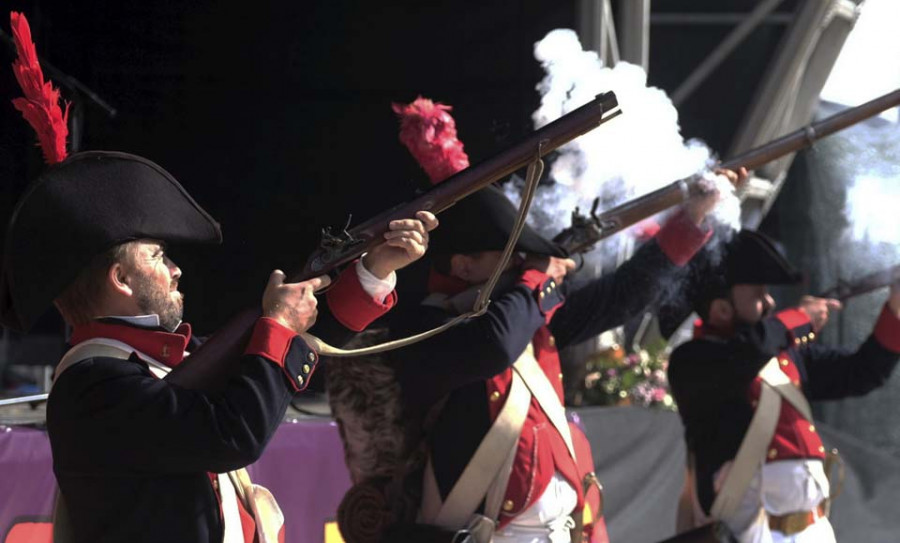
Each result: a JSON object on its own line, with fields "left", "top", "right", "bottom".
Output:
{"left": 581, "top": 331, "right": 675, "bottom": 410}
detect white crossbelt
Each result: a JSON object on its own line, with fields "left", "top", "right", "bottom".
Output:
{"left": 711, "top": 357, "right": 814, "bottom": 520}
{"left": 421, "top": 344, "right": 578, "bottom": 540}
{"left": 52, "top": 338, "right": 283, "bottom": 543}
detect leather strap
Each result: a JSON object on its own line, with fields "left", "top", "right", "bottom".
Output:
{"left": 710, "top": 357, "right": 816, "bottom": 520}
{"left": 710, "top": 358, "right": 782, "bottom": 520}
{"left": 427, "top": 363, "right": 532, "bottom": 528}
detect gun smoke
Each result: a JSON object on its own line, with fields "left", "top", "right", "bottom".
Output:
{"left": 504, "top": 29, "right": 741, "bottom": 270}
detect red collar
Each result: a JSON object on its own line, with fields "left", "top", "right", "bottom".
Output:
{"left": 70, "top": 320, "right": 192, "bottom": 368}
{"left": 427, "top": 267, "right": 470, "bottom": 296}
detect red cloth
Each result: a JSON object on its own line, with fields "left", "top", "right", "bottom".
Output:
{"left": 244, "top": 318, "right": 311, "bottom": 392}
{"left": 69, "top": 321, "right": 192, "bottom": 368}
{"left": 873, "top": 303, "right": 900, "bottom": 353}
{"left": 325, "top": 262, "right": 397, "bottom": 332}
{"left": 486, "top": 326, "right": 584, "bottom": 527}
{"left": 519, "top": 269, "right": 564, "bottom": 323}
{"left": 748, "top": 355, "right": 825, "bottom": 462}
{"left": 654, "top": 210, "right": 712, "bottom": 266}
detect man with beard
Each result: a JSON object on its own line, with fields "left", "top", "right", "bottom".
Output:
{"left": 667, "top": 230, "right": 900, "bottom": 542}
{"left": 1, "top": 151, "right": 437, "bottom": 543}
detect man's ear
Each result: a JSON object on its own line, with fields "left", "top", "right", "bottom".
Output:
{"left": 449, "top": 254, "right": 472, "bottom": 282}
{"left": 708, "top": 297, "right": 734, "bottom": 326}
{"left": 108, "top": 263, "right": 133, "bottom": 298}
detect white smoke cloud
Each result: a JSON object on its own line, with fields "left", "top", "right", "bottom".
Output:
{"left": 506, "top": 29, "right": 739, "bottom": 268}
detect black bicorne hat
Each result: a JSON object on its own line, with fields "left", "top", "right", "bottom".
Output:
{"left": 657, "top": 229, "right": 802, "bottom": 338}
{"left": 429, "top": 184, "right": 568, "bottom": 258}
{"left": 0, "top": 151, "right": 223, "bottom": 332}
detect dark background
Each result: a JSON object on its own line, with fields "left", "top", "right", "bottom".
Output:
{"left": 0, "top": 0, "right": 800, "bottom": 333}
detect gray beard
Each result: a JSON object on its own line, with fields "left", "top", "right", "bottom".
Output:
{"left": 131, "top": 272, "right": 184, "bottom": 331}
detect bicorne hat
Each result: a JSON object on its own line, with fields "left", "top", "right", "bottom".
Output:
{"left": 657, "top": 229, "right": 802, "bottom": 338}
{"left": 0, "top": 151, "right": 223, "bottom": 332}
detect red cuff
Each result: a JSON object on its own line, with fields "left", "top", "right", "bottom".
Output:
{"left": 776, "top": 308, "right": 811, "bottom": 331}
{"left": 519, "top": 269, "right": 565, "bottom": 323}
{"left": 655, "top": 210, "right": 713, "bottom": 266}
{"left": 326, "top": 261, "right": 397, "bottom": 332}
{"left": 520, "top": 269, "right": 551, "bottom": 290}
{"left": 246, "top": 318, "right": 297, "bottom": 365}
{"left": 873, "top": 303, "right": 900, "bottom": 353}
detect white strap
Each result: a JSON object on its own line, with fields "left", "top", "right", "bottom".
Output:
{"left": 711, "top": 357, "right": 793, "bottom": 520}
{"left": 429, "top": 366, "right": 532, "bottom": 528}
{"left": 512, "top": 345, "right": 576, "bottom": 460}
{"left": 759, "top": 358, "right": 813, "bottom": 421}
{"left": 53, "top": 337, "right": 170, "bottom": 385}
{"left": 52, "top": 337, "right": 253, "bottom": 543}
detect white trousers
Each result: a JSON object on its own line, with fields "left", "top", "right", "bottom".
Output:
{"left": 492, "top": 473, "right": 578, "bottom": 543}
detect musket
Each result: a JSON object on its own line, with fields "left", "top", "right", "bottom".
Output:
{"left": 167, "top": 92, "right": 622, "bottom": 391}
{"left": 819, "top": 264, "right": 900, "bottom": 301}
{"left": 554, "top": 88, "right": 900, "bottom": 254}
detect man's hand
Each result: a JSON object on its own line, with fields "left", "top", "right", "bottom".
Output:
{"left": 798, "top": 295, "right": 842, "bottom": 333}
{"left": 362, "top": 211, "right": 439, "bottom": 279}
{"left": 684, "top": 167, "right": 749, "bottom": 226}
{"left": 522, "top": 255, "right": 577, "bottom": 285}
{"left": 262, "top": 270, "right": 331, "bottom": 334}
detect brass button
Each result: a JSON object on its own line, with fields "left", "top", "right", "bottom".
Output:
{"left": 539, "top": 291, "right": 545, "bottom": 300}
{"left": 818, "top": 446, "right": 825, "bottom": 453}
{"left": 809, "top": 332, "right": 816, "bottom": 340}
{"left": 490, "top": 391, "right": 501, "bottom": 402}
{"left": 502, "top": 499, "right": 514, "bottom": 511}
{"left": 548, "top": 336, "right": 556, "bottom": 347}
{"left": 302, "top": 364, "right": 311, "bottom": 374}
{"left": 779, "top": 359, "right": 789, "bottom": 367}
{"left": 546, "top": 286, "right": 553, "bottom": 294}
{"left": 801, "top": 336, "right": 808, "bottom": 344}
{"left": 809, "top": 424, "right": 816, "bottom": 432}
{"left": 297, "top": 375, "right": 305, "bottom": 386}
{"left": 558, "top": 373, "right": 564, "bottom": 381}
{"left": 767, "top": 448, "right": 778, "bottom": 459}
{"left": 307, "top": 351, "right": 316, "bottom": 362}
{"left": 549, "top": 280, "right": 556, "bottom": 288}
{"left": 794, "top": 337, "right": 801, "bottom": 345}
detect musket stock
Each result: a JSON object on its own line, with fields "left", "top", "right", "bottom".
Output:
{"left": 556, "top": 88, "right": 900, "bottom": 255}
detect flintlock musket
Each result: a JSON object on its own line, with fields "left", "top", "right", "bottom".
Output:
{"left": 554, "top": 88, "right": 900, "bottom": 254}
{"left": 167, "top": 93, "right": 622, "bottom": 390}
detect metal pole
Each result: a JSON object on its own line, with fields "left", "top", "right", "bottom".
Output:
{"left": 671, "top": 0, "right": 786, "bottom": 106}
{"left": 0, "top": 393, "right": 48, "bottom": 407}
{"left": 617, "top": 0, "right": 650, "bottom": 70}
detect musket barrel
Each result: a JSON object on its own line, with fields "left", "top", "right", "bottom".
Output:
{"left": 721, "top": 89, "right": 900, "bottom": 171}
{"left": 819, "top": 264, "right": 900, "bottom": 302}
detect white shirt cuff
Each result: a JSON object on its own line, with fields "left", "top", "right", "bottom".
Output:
{"left": 355, "top": 257, "right": 396, "bottom": 304}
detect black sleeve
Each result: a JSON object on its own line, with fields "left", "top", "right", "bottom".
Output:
{"left": 390, "top": 284, "right": 545, "bottom": 407}
{"left": 48, "top": 338, "right": 312, "bottom": 475}
{"left": 549, "top": 240, "right": 678, "bottom": 348}
{"left": 804, "top": 336, "right": 900, "bottom": 401}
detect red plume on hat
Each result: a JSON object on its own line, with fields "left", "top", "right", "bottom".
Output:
{"left": 9, "top": 11, "right": 69, "bottom": 164}
{"left": 392, "top": 96, "right": 469, "bottom": 184}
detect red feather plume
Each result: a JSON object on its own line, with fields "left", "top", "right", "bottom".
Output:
{"left": 392, "top": 97, "right": 469, "bottom": 184}
{"left": 9, "top": 11, "right": 69, "bottom": 164}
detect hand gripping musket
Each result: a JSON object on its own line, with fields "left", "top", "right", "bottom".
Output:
{"left": 166, "top": 93, "right": 622, "bottom": 391}
{"left": 554, "top": 88, "right": 900, "bottom": 255}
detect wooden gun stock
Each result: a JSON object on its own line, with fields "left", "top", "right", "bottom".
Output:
{"left": 556, "top": 88, "right": 900, "bottom": 255}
